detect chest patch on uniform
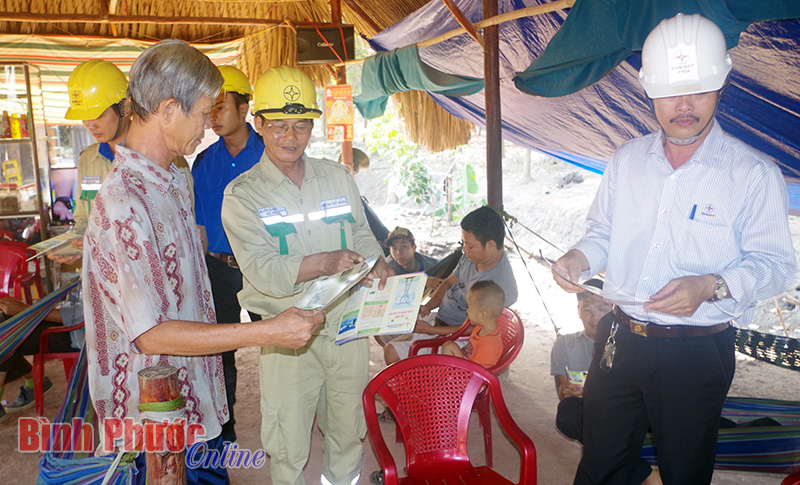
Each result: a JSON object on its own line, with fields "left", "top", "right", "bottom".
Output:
{"left": 81, "top": 176, "right": 102, "bottom": 190}
{"left": 258, "top": 206, "right": 303, "bottom": 225}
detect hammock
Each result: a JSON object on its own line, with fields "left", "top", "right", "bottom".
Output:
{"left": 0, "top": 277, "right": 80, "bottom": 365}
{"left": 734, "top": 327, "right": 800, "bottom": 370}
{"left": 641, "top": 397, "right": 800, "bottom": 474}
{"left": 37, "top": 346, "right": 138, "bottom": 485}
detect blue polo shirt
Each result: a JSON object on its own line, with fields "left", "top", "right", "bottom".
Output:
{"left": 192, "top": 124, "right": 264, "bottom": 254}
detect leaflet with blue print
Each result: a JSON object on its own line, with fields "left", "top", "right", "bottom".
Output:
{"left": 335, "top": 271, "right": 428, "bottom": 345}
{"left": 295, "top": 255, "right": 379, "bottom": 311}
{"left": 26, "top": 231, "right": 83, "bottom": 261}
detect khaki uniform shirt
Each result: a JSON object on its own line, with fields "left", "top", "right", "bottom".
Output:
{"left": 221, "top": 153, "right": 382, "bottom": 333}
{"left": 73, "top": 143, "right": 193, "bottom": 235}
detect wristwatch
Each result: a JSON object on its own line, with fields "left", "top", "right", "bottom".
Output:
{"left": 708, "top": 273, "right": 729, "bottom": 302}
{"left": 54, "top": 196, "right": 74, "bottom": 211}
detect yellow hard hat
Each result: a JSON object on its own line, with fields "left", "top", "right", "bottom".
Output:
{"left": 252, "top": 66, "right": 321, "bottom": 120}
{"left": 218, "top": 65, "right": 253, "bottom": 100}
{"left": 65, "top": 60, "right": 128, "bottom": 121}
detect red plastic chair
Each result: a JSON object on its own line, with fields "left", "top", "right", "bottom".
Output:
{"left": 32, "top": 321, "right": 84, "bottom": 416}
{"left": 363, "top": 354, "right": 537, "bottom": 484}
{"left": 783, "top": 471, "right": 800, "bottom": 485}
{"left": 409, "top": 307, "right": 525, "bottom": 466}
{"left": 0, "top": 242, "right": 42, "bottom": 303}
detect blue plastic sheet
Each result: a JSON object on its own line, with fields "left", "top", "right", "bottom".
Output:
{"left": 367, "top": 0, "right": 800, "bottom": 211}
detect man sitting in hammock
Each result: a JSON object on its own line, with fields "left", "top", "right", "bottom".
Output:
{"left": 0, "top": 291, "right": 83, "bottom": 420}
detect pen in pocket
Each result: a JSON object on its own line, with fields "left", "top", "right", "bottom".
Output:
{"left": 689, "top": 204, "right": 697, "bottom": 220}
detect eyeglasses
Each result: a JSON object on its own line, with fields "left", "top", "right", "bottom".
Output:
{"left": 265, "top": 121, "right": 314, "bottom": 136}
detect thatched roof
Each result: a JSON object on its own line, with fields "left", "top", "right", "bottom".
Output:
{"left": 1, "top": 0, "right": 474, "bottom": 151}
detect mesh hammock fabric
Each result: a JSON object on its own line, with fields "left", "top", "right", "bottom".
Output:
{"left": 0, "top": 278, "right": 80, "bottom": 366}
{"left": 37, "top": 346, "right": 138, "bottom": 485}
{"left": 641, "top": 397, "right": 800, "bottom": 474}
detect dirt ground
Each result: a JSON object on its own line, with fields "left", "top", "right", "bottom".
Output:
{"left": 1, "top": 252, "right": 798, "bottom": 483}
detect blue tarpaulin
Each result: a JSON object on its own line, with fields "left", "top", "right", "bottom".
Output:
{"left": 367, "top": 0, "right": 800, "bottom": 212}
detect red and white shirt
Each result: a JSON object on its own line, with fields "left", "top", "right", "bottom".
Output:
{"left": 82, "top": 145, "right": 227, "bottom": 449}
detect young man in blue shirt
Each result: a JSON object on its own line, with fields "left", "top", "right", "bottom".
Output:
{"left": 191, "top": 65, "right": 264, "bottom": 443}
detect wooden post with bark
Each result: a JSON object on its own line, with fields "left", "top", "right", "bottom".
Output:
{"left": 138, "top": 365, "right": 187, "bottom": 485}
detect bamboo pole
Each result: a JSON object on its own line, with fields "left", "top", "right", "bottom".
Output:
{"left": 0, "top": 12, "right": 349, "bottom": 28}
{"left": 138, "top": 365, "right": 186, "bottom": 485}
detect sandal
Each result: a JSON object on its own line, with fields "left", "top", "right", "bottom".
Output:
{"left": 370, "top": 470, "right": 384, "bottom": 484}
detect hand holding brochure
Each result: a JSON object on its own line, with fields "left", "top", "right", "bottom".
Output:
{"left": 535, "top": 250, "right": 644, "bottom": 306}
{"left": 26, "top": 232, "right": 83, "bottom": 261}
{"left": 335, "top": 272, "right": 428, "bottom": 345}
{"left": 295, "top": 255, "right": 379, "bottom": 310}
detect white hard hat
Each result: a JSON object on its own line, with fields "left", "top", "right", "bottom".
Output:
{"left": 638, "top": 13, "right": 732, "bottom": 99}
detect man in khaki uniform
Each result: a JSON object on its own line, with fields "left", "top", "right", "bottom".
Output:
{"left": 221, "top": 65, "right": 392, "bottom": 485}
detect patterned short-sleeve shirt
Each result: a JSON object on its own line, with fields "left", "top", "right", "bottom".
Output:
{"left": 82, "top": 145, "right": 227, "bottom": 448}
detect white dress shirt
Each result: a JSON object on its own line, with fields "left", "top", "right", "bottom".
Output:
{"left": 574, "top": 121, "right": 796, "bottom": 326}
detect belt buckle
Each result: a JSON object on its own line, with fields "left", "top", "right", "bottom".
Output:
{"left": 630, "top": 320, "right": 648, "bottom": 337}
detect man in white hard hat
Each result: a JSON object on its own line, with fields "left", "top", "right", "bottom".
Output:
{"left": 221, "top": 65, "right": 392, "bottom": 485}
{"left": 552, "top": 13, "right": 795, "bottom": 484}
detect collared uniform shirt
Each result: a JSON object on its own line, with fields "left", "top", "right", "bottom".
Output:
{"left": 192, "top": 124, "right": 264, "bottom": 254}
{"left": 74, "top": 143, "right": 193, "bottom": 235}
{"left": 82, "top": 145, "right": 227, "bottom": 449}
{"left": 221, "top": 153, "right": 383, "bottom": 332}
{"left": 573, "top": 121, "right": 796, "bottom": 326}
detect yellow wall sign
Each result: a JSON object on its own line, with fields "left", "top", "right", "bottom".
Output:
{"left": 325, "top": 84, "right": 353, "bottom": 142}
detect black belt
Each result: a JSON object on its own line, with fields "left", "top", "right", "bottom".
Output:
{"left": 613, "top": 307, "right": 729, "bottom": 338}
{"left": 208, "top": 252, "right": 238, "bottom": 268}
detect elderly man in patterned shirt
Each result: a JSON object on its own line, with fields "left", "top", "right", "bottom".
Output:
{"left": 82, "top": 40, "right": 322, "bottom": 484}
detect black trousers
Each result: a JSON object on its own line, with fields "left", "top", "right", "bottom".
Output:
{"left": 0, "top": 321, "right": 75, "bottom": 381}
{"left": 575, "top": 312, "right": 735, "bottom": 485}
{"left": 558, "top": 396, "right": 652, "bottom": 484}
{"left": 205, "top": 254, "right": 259, "bottom": 443}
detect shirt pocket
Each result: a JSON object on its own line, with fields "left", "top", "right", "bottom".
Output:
{"left": 670, "top": 216, "right": 739, "bottom": 275}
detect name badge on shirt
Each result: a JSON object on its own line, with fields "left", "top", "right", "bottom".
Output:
{"left": 258, "top": 206, "right": 303, "bottom": 225}
{"left": 81, "top": 176, "right": 102, "bottom": 191}
{"left": 309, "top": 197, "right": 352, "bottom": 221}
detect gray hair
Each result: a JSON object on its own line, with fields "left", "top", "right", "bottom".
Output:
{"left": 128, "top": 39, "right": 223, "bottom": 120}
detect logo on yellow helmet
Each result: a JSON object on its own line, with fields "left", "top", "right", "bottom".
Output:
{"left": 283, "top": 85, "right": 301, "bottom": 102}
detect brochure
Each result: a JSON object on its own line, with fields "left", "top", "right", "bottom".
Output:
{"left": 26, "top": 232, "right": 83, "bottom": 261}
{"left": 295, "top": 255, "right": 379, "bottom": 310}
{"left": 535, "top": 250, "right": 643, "bottom": 306}
{"left": 335, "top": 271, "right": 428, "bottom": 345}
{"left": 565, "top": 367, "right": 588, "bottom": 387}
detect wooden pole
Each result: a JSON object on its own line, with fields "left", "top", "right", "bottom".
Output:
{"left": 337, "top": 0, "right": 575, "bottom": 66}
{"left": 341, "top": 0, "right": 381, "bottom": 34}
{"left": 774, "top": 296, "right": 790, "bottom": 337}
{"left": 138, "top": 365, "right": 186, "bottom": 485}
{"left": 484, "top": 0, "right": 502, "bottom": 209}
{"left": 440, "top": 0, "right": 485, "bottom": 50}
{"left": 331, "top": 0, "right": 354, "bottom": 174}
